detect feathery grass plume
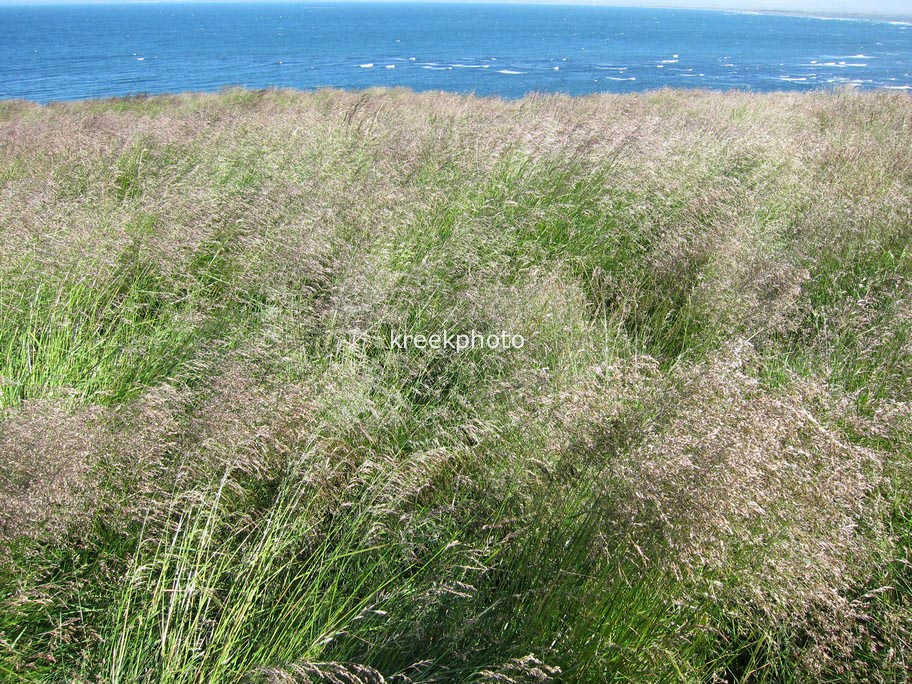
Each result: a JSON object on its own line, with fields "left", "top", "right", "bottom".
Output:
{"left": 600, "top": 342, "right": 888, "bottom": 677}
{"left": 0, "top": 399, "right": 105, "bottom": 543}
{"left": 472, "top": 655, "right": 561, "bottom": 683}
{"left": 249, "top": 661, "right": 388, "bottom": 684}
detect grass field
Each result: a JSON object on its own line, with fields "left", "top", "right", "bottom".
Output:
{"left": 1, "top": 87, "right": 910, "bottom": 683}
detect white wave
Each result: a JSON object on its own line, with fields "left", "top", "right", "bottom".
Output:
{"left": 359, "top": 63, "right": 374, "bottom": 68}
{"left": 780, "top": 76, "right": 808, "bottom": 82}
{"left": 497, "top": 69, "right": 524, "bottom": 75}
{"left": 661, "top": 59, "right": 679, "bottom": 64}
{"left": 804, "top": 15, "right": 860, "bottom": 22}
{"left": 885, "top": 84, "right": 912, "bottom": 89}
{"left": 421, "top": 65, "right": 452, "bottom": 70}
{"left": 605, "top": 76, "right": 636, "bottom": 81}
{"left": 385, "top": 64, "right": 395, "bottom": 69}
{"left": 452, "top": 63, "right": 484, "bottom": 68}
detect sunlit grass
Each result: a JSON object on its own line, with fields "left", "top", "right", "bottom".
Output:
{"left": 1, "top": 87, "right": 910, "bottom": 683}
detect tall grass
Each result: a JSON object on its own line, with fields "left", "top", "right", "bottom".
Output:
{"left": 0, "top": 87, "right": 910, "bottom": 683}
{"left": 102, "top": 455, "right": 465, "bottom": 684}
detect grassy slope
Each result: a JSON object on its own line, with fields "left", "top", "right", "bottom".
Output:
{"left": 0, "top": 87, "right": 910, "bottom": 683}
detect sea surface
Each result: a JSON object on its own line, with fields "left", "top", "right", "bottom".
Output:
{"left": 1, "top": 2, "right": 911, "bottom": 102}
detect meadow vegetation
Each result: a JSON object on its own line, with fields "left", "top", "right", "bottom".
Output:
{"left": 0, "top": 86, "right": 910, "bottom": 682}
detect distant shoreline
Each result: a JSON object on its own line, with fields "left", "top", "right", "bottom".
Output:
{"left": 739, "top": 8, "right": 912, "bottom": 24}
{"left": 1, "top": 0, "right": 911, "bottom": 22}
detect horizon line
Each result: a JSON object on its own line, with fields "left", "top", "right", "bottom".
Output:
{"left": 1, "top": 0, "right": 911, "bottom": 21}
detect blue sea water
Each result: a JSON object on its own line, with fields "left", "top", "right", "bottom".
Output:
{"left": 1, "top": 2, "right": 911, "bottom": 103}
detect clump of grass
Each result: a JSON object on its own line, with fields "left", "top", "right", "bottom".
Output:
{"left": 0, "top": 249, "right": 199, "bottom": 407}
{"left": 102, "top": 459, "right": 426, "bottom": 684}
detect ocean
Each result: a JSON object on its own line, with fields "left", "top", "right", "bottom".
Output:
{"left": 1, "top": 2, "right": 910, "bottom": 103}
